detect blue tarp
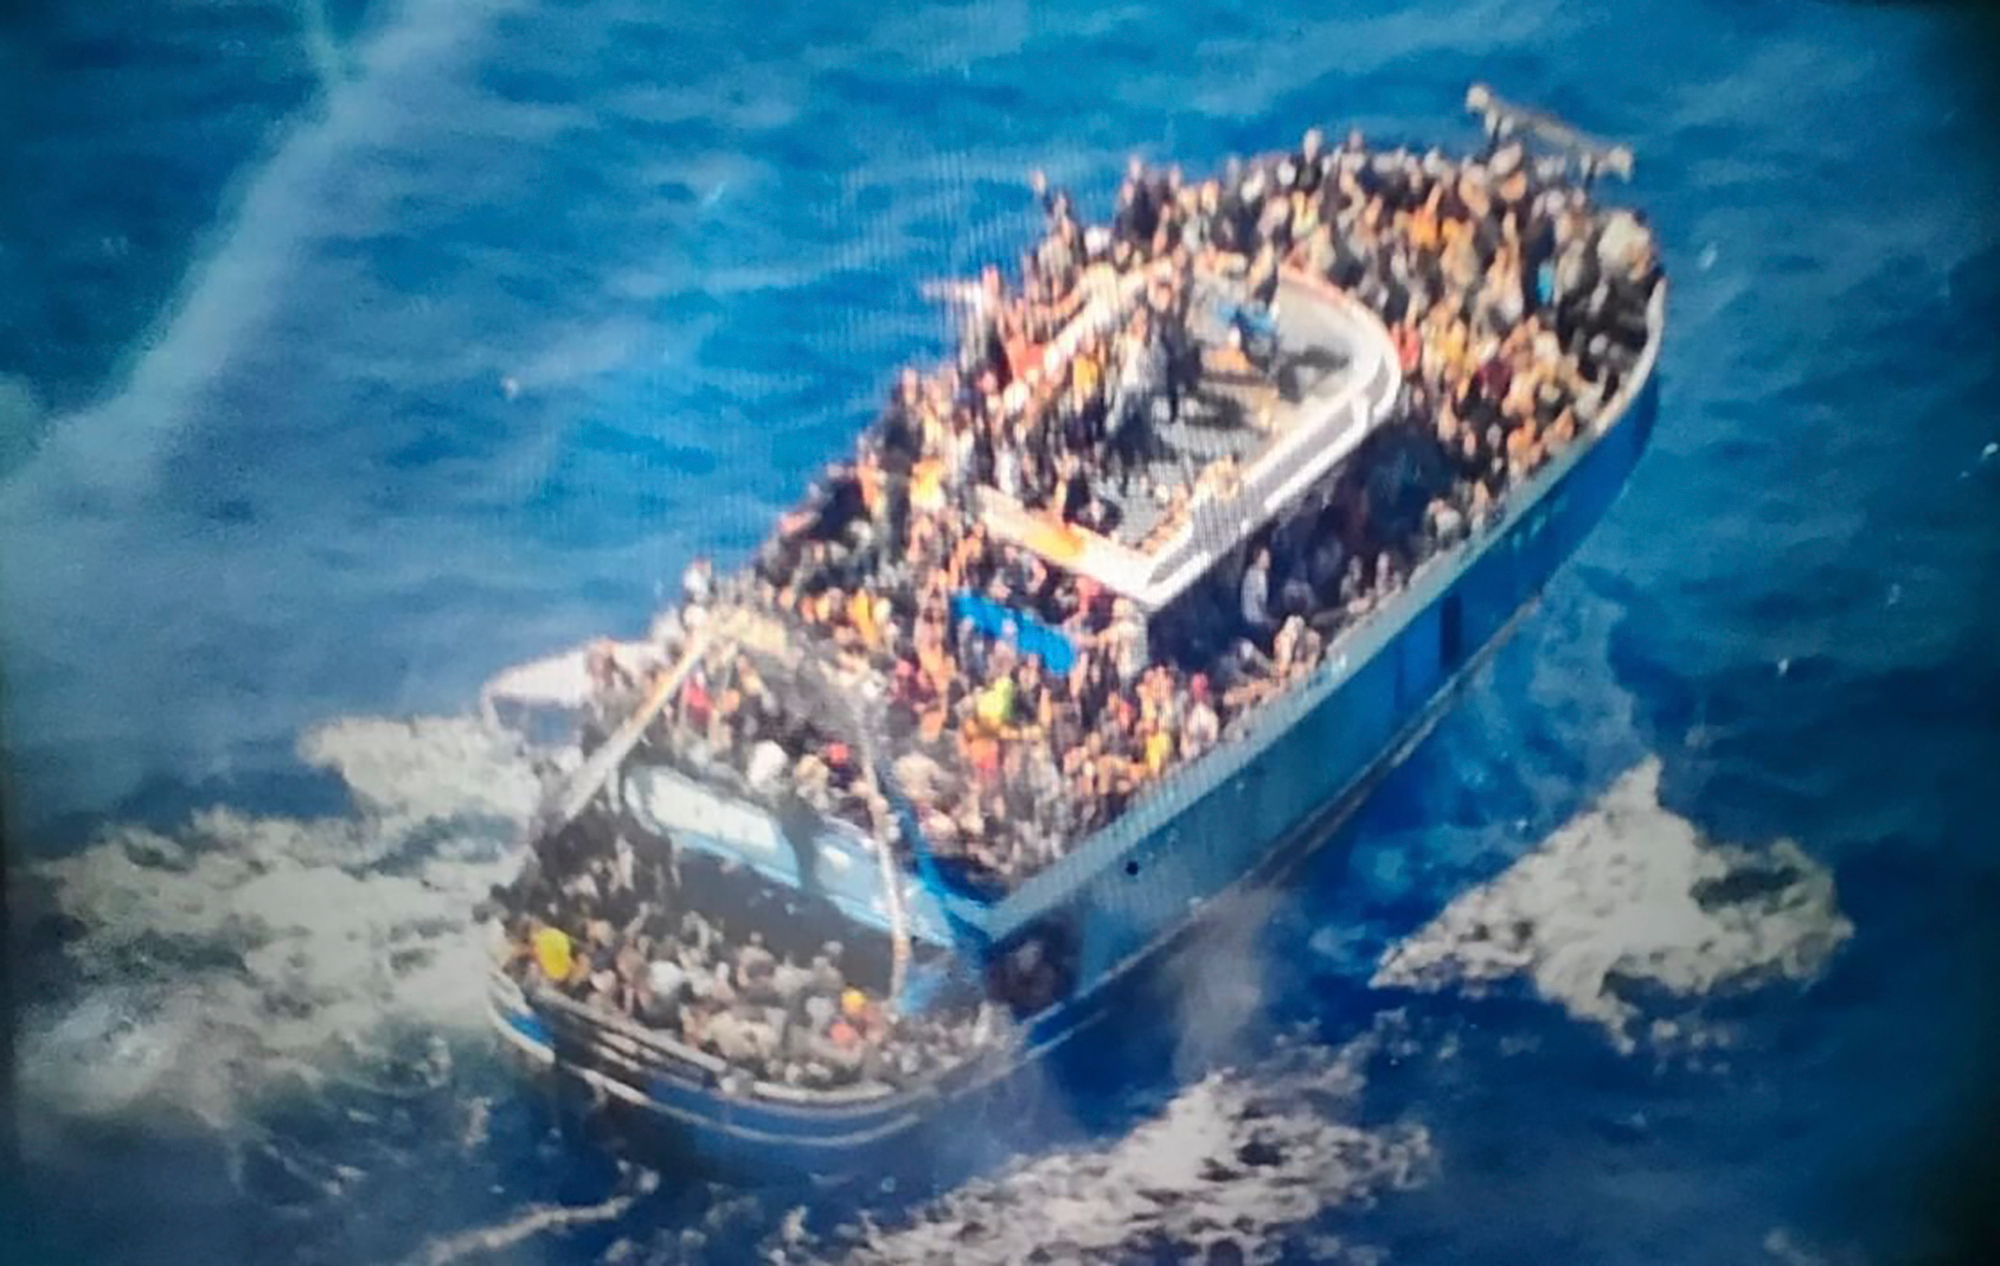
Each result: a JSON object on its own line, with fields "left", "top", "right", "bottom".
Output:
{"left": 949, "top": 590, "right": 1078, "bottom": 675}
{"left": 1214, "top": 297, "right": 1278, "bottom": 338}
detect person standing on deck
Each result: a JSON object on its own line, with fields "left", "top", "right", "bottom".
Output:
{"left": 1107, "top": 308, "right": 1165, "bottom": 492}
{"left": 1149, "top": 266, "right": 1196, "bottom": 427}
{"left": 1183, "top": 675, "right": 1221, "bottom": 758}
{"left": 1114, "top": 156, "right": 1160, "bottom": 251}
{"left": 1240, "top": 546, "right": 1275, "bottom": 644}
{"left": 1105, "top": 598, "right": 1151, "bottom": 690}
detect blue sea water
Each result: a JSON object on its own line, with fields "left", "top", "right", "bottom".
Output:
{"left": 5, "top": 0, "right": 2000, "bottom": 1263}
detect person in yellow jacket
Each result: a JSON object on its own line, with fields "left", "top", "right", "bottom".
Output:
{"left": 910, "top": 458, "right": 945, "bottom": 512}
{"left": 847, "top": 587, "right": 878, "bottom": 649}
{"left": 974, "top": 674, "right": 1017, "bottom": 732}
{"left": 531, "top": 925, "right": 574, "bottom": 983}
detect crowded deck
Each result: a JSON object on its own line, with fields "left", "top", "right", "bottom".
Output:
{"left": 493, "top": 96, "right": 1663, "bottom": 1095}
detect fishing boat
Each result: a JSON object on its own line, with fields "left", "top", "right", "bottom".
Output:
{"left": 482, "top": 86, "right": 1665, "bottom": 1178}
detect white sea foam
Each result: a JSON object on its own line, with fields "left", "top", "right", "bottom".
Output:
{"left": 18, "top": 715, "right": 537, "bottom": 1135}
{"left": 1374, "top": 759, "right": 1852, "bottom": 1051}
{"left": 803, "top": 1019, "right": 1432, "bottom": 1266}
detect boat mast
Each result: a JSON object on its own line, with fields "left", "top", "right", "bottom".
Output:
{"left": 528, "top": 611, "right": 735, "bottom": 846}
{"left": 1464, "top": 82, "right": 1634, "bottom": 187}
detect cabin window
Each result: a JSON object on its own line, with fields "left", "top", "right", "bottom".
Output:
{"left": 1441, "top": 594, "right": 1465, "bottom": 668}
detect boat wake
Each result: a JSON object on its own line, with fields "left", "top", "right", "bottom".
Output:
{"left": 1374, "top": 758, "right": 1853, "bottom": 1053}
{"left": 779, "top": 1016, "right": 1432, "bottom": 1266}
{"left": 15, "top": 714, "right": 536, "bottom": 1142}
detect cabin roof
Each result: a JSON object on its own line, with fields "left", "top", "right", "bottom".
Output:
{"left": 975, "top": 271, "right": 1401, "bottom": 613}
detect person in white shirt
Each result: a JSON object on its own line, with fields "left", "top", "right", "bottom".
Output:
{"left": 1106, "top": 598, "right": 1150, "bottom": 687}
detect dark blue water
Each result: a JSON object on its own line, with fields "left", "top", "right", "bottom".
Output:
{"left": 6, "top": 0, "right": 2000, "bottom": 1262}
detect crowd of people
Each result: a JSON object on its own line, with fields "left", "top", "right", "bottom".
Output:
{"left": 625, "top": 127, "right": 1657, "bottom": 892}
{"left": 503, "top": 125, "right": 1660, "bottom": 1087}
{"left": 498, "top": 807, "right": 999, "bottom": 1092}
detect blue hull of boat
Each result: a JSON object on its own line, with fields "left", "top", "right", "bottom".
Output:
{"left": 491, "top": 332, "right": 1662, "bottom": 1181}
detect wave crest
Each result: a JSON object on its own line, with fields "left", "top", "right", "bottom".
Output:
{"left": 1374, "top": 758, "right": 1852, "bottom": 1051}
{"left": 19, "top": 714, "right": 536, "bottom": 1132}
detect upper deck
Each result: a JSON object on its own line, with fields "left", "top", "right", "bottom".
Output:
{"left": 977, "top": 271, "right": 1400, "bottom": 612}
{"left": 598, "top": 272, "right": 1663, "bottom": 953}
